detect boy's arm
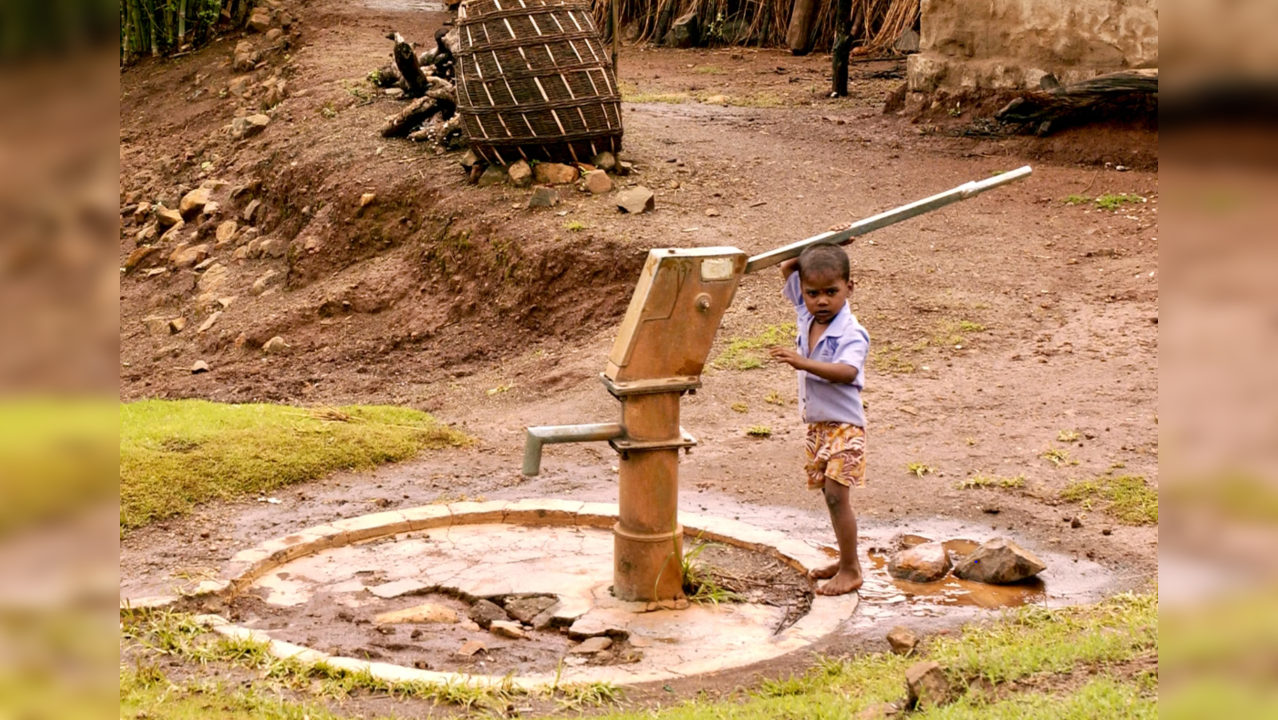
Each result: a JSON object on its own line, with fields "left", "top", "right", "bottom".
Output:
{"left": 769, "top": 348, "right": 860, "bottom": 384}
{"left": 780, "top": 257, "right": 799, "bottom": 280}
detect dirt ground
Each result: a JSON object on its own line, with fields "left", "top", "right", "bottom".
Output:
{"left": 119, "top": 0, "right": 1158, "bottom": 711}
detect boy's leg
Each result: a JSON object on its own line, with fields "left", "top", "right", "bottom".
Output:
{"left": 816, "top": 477, "right": 863, "bottom": 595}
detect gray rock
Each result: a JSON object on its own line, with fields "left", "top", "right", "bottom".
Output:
{"left": 467, "top": 599, "right": 510, "bottom": 629}
{"left": 887, "top": 541, "right": 952, "bottom": 583}
{"left": 905, "top": 661, "right": 952, "bottom": 710}
{"left": 616, "top": 186, "right": 655, "bottom": 214}
{"left": 262, "top": 336, "right": 288, "bottom": 354}
{"left": 527, "top": 186, "right": 559, "bottom": 208}
{"left": 567, "top": 616, "right": 628, "bottom": 640}
{"left": 507, "top": 160, "right": 532, "bottom": 188}
{"left": 953, "top": 537, "right": 1046, "bottom": 584}
{"left": 590, "top": 151, "right": 617, "bottom": 172}
{"left": 667, "top": 11, "right": 700, "bottom": 48}
{"left": 476, "top": 165, "right": 506, "bottom": 188}
{"left": 886, "top": 626, "right": 919, "bottom": 655}
{"left": 503, "top": 596, "right": 557, "bottom": 624}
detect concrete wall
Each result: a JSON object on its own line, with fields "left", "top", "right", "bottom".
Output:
{"left": 907, "top": 0, "right": 1158, "bottom": 92}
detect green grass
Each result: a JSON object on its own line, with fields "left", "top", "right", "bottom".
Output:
{"left": 869, "top": 342, "right": 917, "bottom": 374}
{"left": 1061, "top": 475, "right": 1158, "bottom": 525}
{"left": 694, "top": 65, "right": 726, "bottom": 75}
{"left": 119, "top": 400, "right": 470, "bottom": 531}
{"left": 681, "top": 542, "right": 744, "bottom": 606}
{"left": 731, "top": 402, "right": 749, "bottom": 413}
{"left": 956, "top": 473, "right": 1026, "bottom": 490}
{"left": 565, "top": 220, "right": 585, "bottom": 232}
{"left": 1063, "top": 193, "right": 1146, "bottom": 211}
{"left": 713, "top": 323, "right": 796, "bottom": 371}
{"left": 1041, "top": 447, "right": 1074, "bottom": 467}
{"left": 745, "top": 424, "right": 772, "bottom": 438}
{"left": 1058, "top": 430, "right": 1080, "bottom": 443}
{"left": 907, "top": 462, "right": 935, "bottom": 477}
{"left": 932, "top": 319, "right": 987, "bottom": 347}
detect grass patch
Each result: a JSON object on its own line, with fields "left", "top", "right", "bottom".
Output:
{"left": 681, "top": 542, "right": 744, "bottom": 606}
{"left": 693, "top": 65, "right": 726, "bottom": 74}
{"left": 956, "top": 473, "right": 1027, "bottom": 490}
{"left": 869, "top": 341, "right": 917, "bottom": 374}
{"left": 764, "top": 390, "right": 786, "bottom": 406}
{"left": 933, "top": 319, "right": 987, "bottom": 347}
{"left": 1058, "top": 429, "right": 1080, "bottom": 443}
{"left": 120, "top": 400, "right": 470, "bottom": 531}
{"left": 745, "top": 424, "right": 772, "bottom": 438}
{"left": 564, "top": 220, "right": 585, "bottom": 232}
{"left": 1063, "top": 193, "right": 1147, "bottom": 211}
{"left": 907, "top": 462, "right": 935, "bottom": 477}
{"left": 1041, "top": 447, "right": 1075, "bottom": 467}
{"left": 713, "top": 323, "right": 796, "bottom": 371}
{"left": 730, "top": 402, "right": 749, "bottom": 413}
{"left": 1061, "top": 475, "right": 1158, "bottom": 525}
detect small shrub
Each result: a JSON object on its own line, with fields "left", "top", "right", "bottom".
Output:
{"left": 956, "top": 473, "right": 1026, "bottom": 490}
{"left": 907, "top": 462, "right": 934, "bottom": 477}
{"left": 746, "top": 425, "right": 772, "bottom": 438}
{"left": 1061, "top": 475, "right": 1157, "bottom": 525}
{"left": 731, "top": 402, "right": 748, "bottom": 413}
{"left": 1058, "top": 430, "right": 1080, "bottom": 443}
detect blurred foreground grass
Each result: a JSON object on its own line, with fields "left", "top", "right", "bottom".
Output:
{"left": 119, "top": 400, "right": 471, "bottom": 532}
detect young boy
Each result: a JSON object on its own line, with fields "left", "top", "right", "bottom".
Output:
{"left": 768, "top": 243, "right": 869, "bottom": 596}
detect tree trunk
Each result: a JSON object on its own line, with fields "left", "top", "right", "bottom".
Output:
{"left": 653, "top": 0, "right": 676, "bottom": 45}
{"left": 831, "top": 0, "right": 853, "bottom": 96}
{"left": 786, "top": 0, "right": 818, "bottom": 55}
{"left": 381, "top": 96, "right": 440, "bottom": 137}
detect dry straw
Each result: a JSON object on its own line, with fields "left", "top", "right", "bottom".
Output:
{"left": 589, "top": 0, "right": 918, "bottom": 55}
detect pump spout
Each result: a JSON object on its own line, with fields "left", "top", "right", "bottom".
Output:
{"left": 522, "top": 422, "right": 625, "bottom": 476}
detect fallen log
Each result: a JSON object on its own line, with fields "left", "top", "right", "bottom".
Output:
{"left": 996, "top": 69, "right": 1158, "bottom": 132}
{"left": 389, "top": 31, "right": 430, "bottom": 97}
{"left": 381, "top": 96, "right": 439, "bottom": 137}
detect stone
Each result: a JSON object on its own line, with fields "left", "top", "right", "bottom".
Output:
{"left": 248, "top": 6, "right": 272, "bottom": 33}
{"left": 582, "top": 169, "right": 612, "bottom": 194}
{"left": 159, "top": 220, "right": 186, "bottom": 245}
{"left": 169, "top": 243, "right": 209, "bottom": 269}
{"left": 133, "top": 201, "right": 151, "bottom": 220}
{"left": 359, "top": 192, "right": 376, "bottom": 208}
{"left": 617, "top": 160, "right": 633, "bottom": 176}
{"left": 233, "top": 41, "right": 259, "bottom": 72}
{"left": 489, "top": 621, "right": 527, "bottom": 639}
{"left": 467, "top": 599, "right": 509, "bottom": 629}
{"left": 533, "top": 162, "right": 577, "bottom": 185}
{"left": 569, "top": 636, "right": 612, "bottom": 654}
{"left": 235, "top": 114, "right": 271, "bottom": 139}
{"left": 200, "top": 201, "right": 220, "bottom": 218}
{"left": 507, "top": 160, "right": 532, "bottom": 188}
{"left": 215, "top": 220, "right": 238, "bottom": 246}
{"left": 457, "top": 640, "right": 485, "bottom": 656}
{"left": 616, "top": 186, "right": 655, "bottom": 214}
{"left": 667, "top": 11, "right": 700, "bottom": 48}
{"left": 503, "top": 596, "right": 557, "bottom": 624}
{"left": 258, "top": 237, "right": 287, "bottom": 258}
{"left": 894, "top": 28, "right": 920, "bottom": 53}
{"left": 197, "top": 312, "right": 222, "bottom": 334}
{"left": 856, "top": 701, "right": 902, "bottom": 719}
{"left": 191, "top": 360, "right": 210, "bottom": 374}
{"left": 260, "top": 79, "right": 286, "bottom": 109}
{"left": 262, "top": 336, "right": 288, "bottom": 354}
{"left": 136, "top": 223, "right": 158, "bottom": 246}
{"left": 886, "top": 626, "right": 919, "bottom": 655}
{"left": 252, "top": 270, "right": 280, "bottom": 295}
{"left": 179, "top": 187, "right": 212, "bottom": 219}
{"left": 567, "top": 616, "right": 628, "bottom": 640}
{"left": 124, "top": 245, "right": 159, "bottom": 272}
{"left": 704, "top": 207, "right": 720, "bottom": 217}
{"left": 459, "top": 150, "right": 478, "bottom": 170}
{"left": 590, "top": 151, "right": 616, "bottom": 172}
{"left": 527, "top": 186, "right": 559, "bottom": 208}
{"left": 367, "top": 579, "right": 429, "bottom": 599}
{"left": 953, "top": 537, "right": 1047, "bottom": 584}
{"left": 156, "top": 206, "right": 183, "bottom": 229}
{"left": 374, "top": 603, "right": 458, "bottom": 625}
{"left": 265, "top": 27, "right": 284, "bottom": 43}
{"left": 229, "top": 76, "right": 251, "bottom": 97}
{"left": 168, "top": 317, "right": 187, "bottom": 334}
{"left": 242, "top": 199, "right": 262, "bottom": 224}
{"left": 887, "top": 542, "right": 952, "bottom": 583}
{"left": 905, "top": 660, "right": 952, "bottom": 709}
{"left": 476, "top": 165, "right": 506, "bottom": 188}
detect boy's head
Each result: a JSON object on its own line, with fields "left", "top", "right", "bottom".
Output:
{"left": 797, "top": 244, "right": 852, "bottom": 325}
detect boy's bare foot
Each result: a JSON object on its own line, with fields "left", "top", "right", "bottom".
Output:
{"left": 816, "top": 569, "right": 863, "bottom": 596}
{"left": 808, "top": 562, "right": 840, "bottom": 580}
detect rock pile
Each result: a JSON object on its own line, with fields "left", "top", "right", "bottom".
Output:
{"left": 885, "top": 536, "right": 1047, "bottom": 586}
{"left": 462, "top": 151, "right": 653, "bottom": 213}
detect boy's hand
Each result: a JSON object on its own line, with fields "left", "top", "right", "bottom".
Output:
{"left": 769, "top": 346, "right": 806, "bottom": 369}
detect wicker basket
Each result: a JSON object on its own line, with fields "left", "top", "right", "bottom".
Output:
{"left": 455, "top": 0, "right": 623, "bottom": 165}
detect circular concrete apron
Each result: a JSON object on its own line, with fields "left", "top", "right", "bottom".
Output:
{"left": 137, "top": 500, "right": 858, "bottom": 689}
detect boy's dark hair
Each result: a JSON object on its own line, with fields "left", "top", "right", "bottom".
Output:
{"left": 798, "top": 243, "right": 851, "bottom": 283}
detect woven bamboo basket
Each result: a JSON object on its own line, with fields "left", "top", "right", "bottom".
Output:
{"left": 455, "top": 0, "right": 623, "bottom": 165}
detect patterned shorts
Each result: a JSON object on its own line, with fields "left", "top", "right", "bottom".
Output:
{"left": 805, "top": 422, "right": 867, "bottom": 489}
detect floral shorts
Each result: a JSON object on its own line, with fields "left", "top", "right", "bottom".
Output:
{"left": 805, "top": 422, "right": 867, "bottom": 489}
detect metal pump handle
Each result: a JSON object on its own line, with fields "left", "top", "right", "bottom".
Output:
{"left": 743, "top": 165, "right": 1033, "bottom": 274}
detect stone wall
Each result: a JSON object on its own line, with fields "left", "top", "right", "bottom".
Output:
{"left": 907, "top": 0, "right": 1158, "bottom": 93}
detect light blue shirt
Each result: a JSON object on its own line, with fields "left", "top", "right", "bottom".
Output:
{"left": 783, "top": 272, "right": 870, "bottom": 427}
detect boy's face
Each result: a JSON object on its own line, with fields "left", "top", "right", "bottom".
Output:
{"left": 800, "top": 270, "right": 850, "bottom": 325}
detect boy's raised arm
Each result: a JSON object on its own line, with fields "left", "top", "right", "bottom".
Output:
{"left": 780, "top": 257, "right": 799, "bottom": 280}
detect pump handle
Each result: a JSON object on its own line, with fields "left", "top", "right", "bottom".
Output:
{"left": 743, "top": 165, "right": 1033, "bottom": 275}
